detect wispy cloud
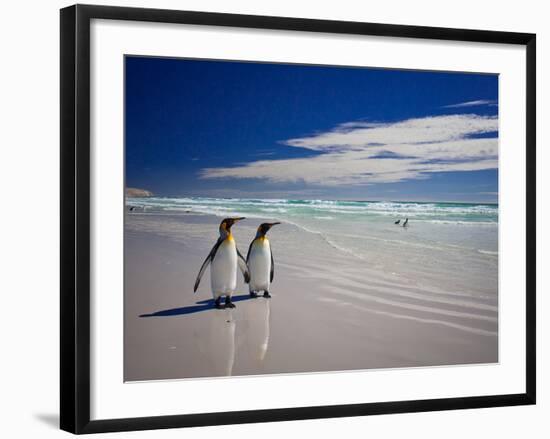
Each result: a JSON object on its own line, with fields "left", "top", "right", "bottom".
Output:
{"left": 200, "top": 114, "right": 498, "bottom": 187}
{"left": 251, "top": 151, "right": 276, "bottom": 157}
{"left": 442, "top": 100, "right": 498, "bottom": 109}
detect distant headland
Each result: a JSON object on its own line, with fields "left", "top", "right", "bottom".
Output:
{"left": 126, "top": 187, "right": 153, "bottom": 198}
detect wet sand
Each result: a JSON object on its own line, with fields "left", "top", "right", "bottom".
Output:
{"left": 124, "top": 213, "right": 497, "bottom": 381}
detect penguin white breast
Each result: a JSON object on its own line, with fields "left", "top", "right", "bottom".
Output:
{"left": 210, "top": 238, "right": 238, "bottom": 295}
{"left": 249, "top": 238, "right": 271, "bottom": 291}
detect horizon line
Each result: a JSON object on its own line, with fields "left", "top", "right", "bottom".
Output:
{"left": 126, "top": 193, "right": 498, "bottom": 205}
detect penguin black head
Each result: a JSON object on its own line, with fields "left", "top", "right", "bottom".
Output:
{"left": 256, "top": 222, "right": 280, "bottom": 237}
{"left": 219, "top": 217, "right": 245, "bottom": 234}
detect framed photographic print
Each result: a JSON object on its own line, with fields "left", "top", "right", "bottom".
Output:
{"left": 60, "top": 4, "right": 536, "bottom": 434}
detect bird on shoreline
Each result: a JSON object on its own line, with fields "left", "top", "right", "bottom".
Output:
{"left": 394, "top": 219, "right": 401, "bottom": 225}
{"left": 247, "top": 222, "right": 280, "bottom": 299}
{"left": 403, "top": 218, "right": 409, "bottom": 227}
{"left": 193, "top": 217, "right": 250, "bottom": 309}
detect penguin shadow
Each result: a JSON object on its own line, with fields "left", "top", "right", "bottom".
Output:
{"left": 139, "top": 294, "right": 254, "bottom": 317}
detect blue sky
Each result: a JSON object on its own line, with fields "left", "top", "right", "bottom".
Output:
{"left": 125, "top": 56, "right": 498, "bottom": 203}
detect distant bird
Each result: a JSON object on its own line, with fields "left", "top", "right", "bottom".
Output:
{"left": 247, "top": 222, "right": 280, "bottom": 298}
{"left": 403, "top": 218, "right": 409, "bottom": 227}
{"left": 129, "top": 206, "right": 135, "bottom": 211}
{"left": 394, "top": 219, "right": 401, "bottom": 225}
{"left": 194, "top": 217, "right": 250, "bottom": 309}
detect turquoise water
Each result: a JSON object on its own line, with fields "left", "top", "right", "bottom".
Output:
{"left": 128, "top": 196, "right": 498, "bottom": 255}
{"left": 127, "top": 197, "right": 497, "bottom": 225}
{"left": 127, "top": 196, "right": 498, "bottom": 297}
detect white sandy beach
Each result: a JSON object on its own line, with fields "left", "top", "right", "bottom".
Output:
{"left": 124, "top": 210, "right": 498, "bottom": 381}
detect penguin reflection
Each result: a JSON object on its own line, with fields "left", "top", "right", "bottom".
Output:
{"left": 238, "top": 299, "right": 271, "bottom": 366}
{"left": 194, "top": 217, "right": 250, "bottom": 309}
{"left": 194, "top": 309, "right": 236, "bottom": 376}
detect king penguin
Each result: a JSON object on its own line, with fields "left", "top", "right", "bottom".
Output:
{"left": 246, "top": 222, "right": 280, "bottom": 298}
{"left": 193, "top": 217, "right": 250, "bottom": 309}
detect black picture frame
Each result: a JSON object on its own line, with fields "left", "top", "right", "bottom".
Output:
{"left": 60, "top": 4, "right": 536, "bottom": 434}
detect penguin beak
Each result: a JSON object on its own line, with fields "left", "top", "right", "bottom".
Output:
{"left": 228, "top": 217, "right": 245, "bottom": 228}
{"left": 265, "top": 222, "right": 280, "bottom": 231}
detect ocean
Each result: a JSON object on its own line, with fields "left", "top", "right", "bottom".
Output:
{"left": 127, "top": 197, "right": 498, "bottom": 298}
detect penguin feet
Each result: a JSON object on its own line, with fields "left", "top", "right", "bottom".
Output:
{"left": 214, "top": 296, "right": 224, "bottom": 309}
{"left": 263, "top": 291, "right": 271, "bottom": 299}
{"left": 225, "top": 296, "right": 236, "bottom": 309}
{"left": 249, "top": 291, "right": 259, "bottom": 298}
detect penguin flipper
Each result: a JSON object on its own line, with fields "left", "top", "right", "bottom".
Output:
{"left": 237, "top": 248, "right": 250, "bottom": 283}
{"left": 193, "top": 238, "right": 222, "bottom": 293}
{"left": 270, "top": 248, "right": 274, "bottom": 283}
{"left": 246, "top": 240, "right": 253, "bottom": 263}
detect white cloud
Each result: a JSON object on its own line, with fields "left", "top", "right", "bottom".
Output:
{"left": 284, "top": 115, "right": 497, "bottom": 151}
{"left": 442, "top": 100, "right": 498, "bottom": 108}
{"left": 200, "top": 114, "right": 498, "bottom": 187}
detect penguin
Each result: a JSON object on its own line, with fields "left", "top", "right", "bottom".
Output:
{"left": 394, "top": 219, "right": 400, "bottom": 225}
{"left": 246, "top": 222, "right": 280, "bottom": 298}
{"left": 403, "top": 218, "right": 409, "bottom": 227}
{"left": 193, "top": 217, "right": 250, "bottom": 309}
